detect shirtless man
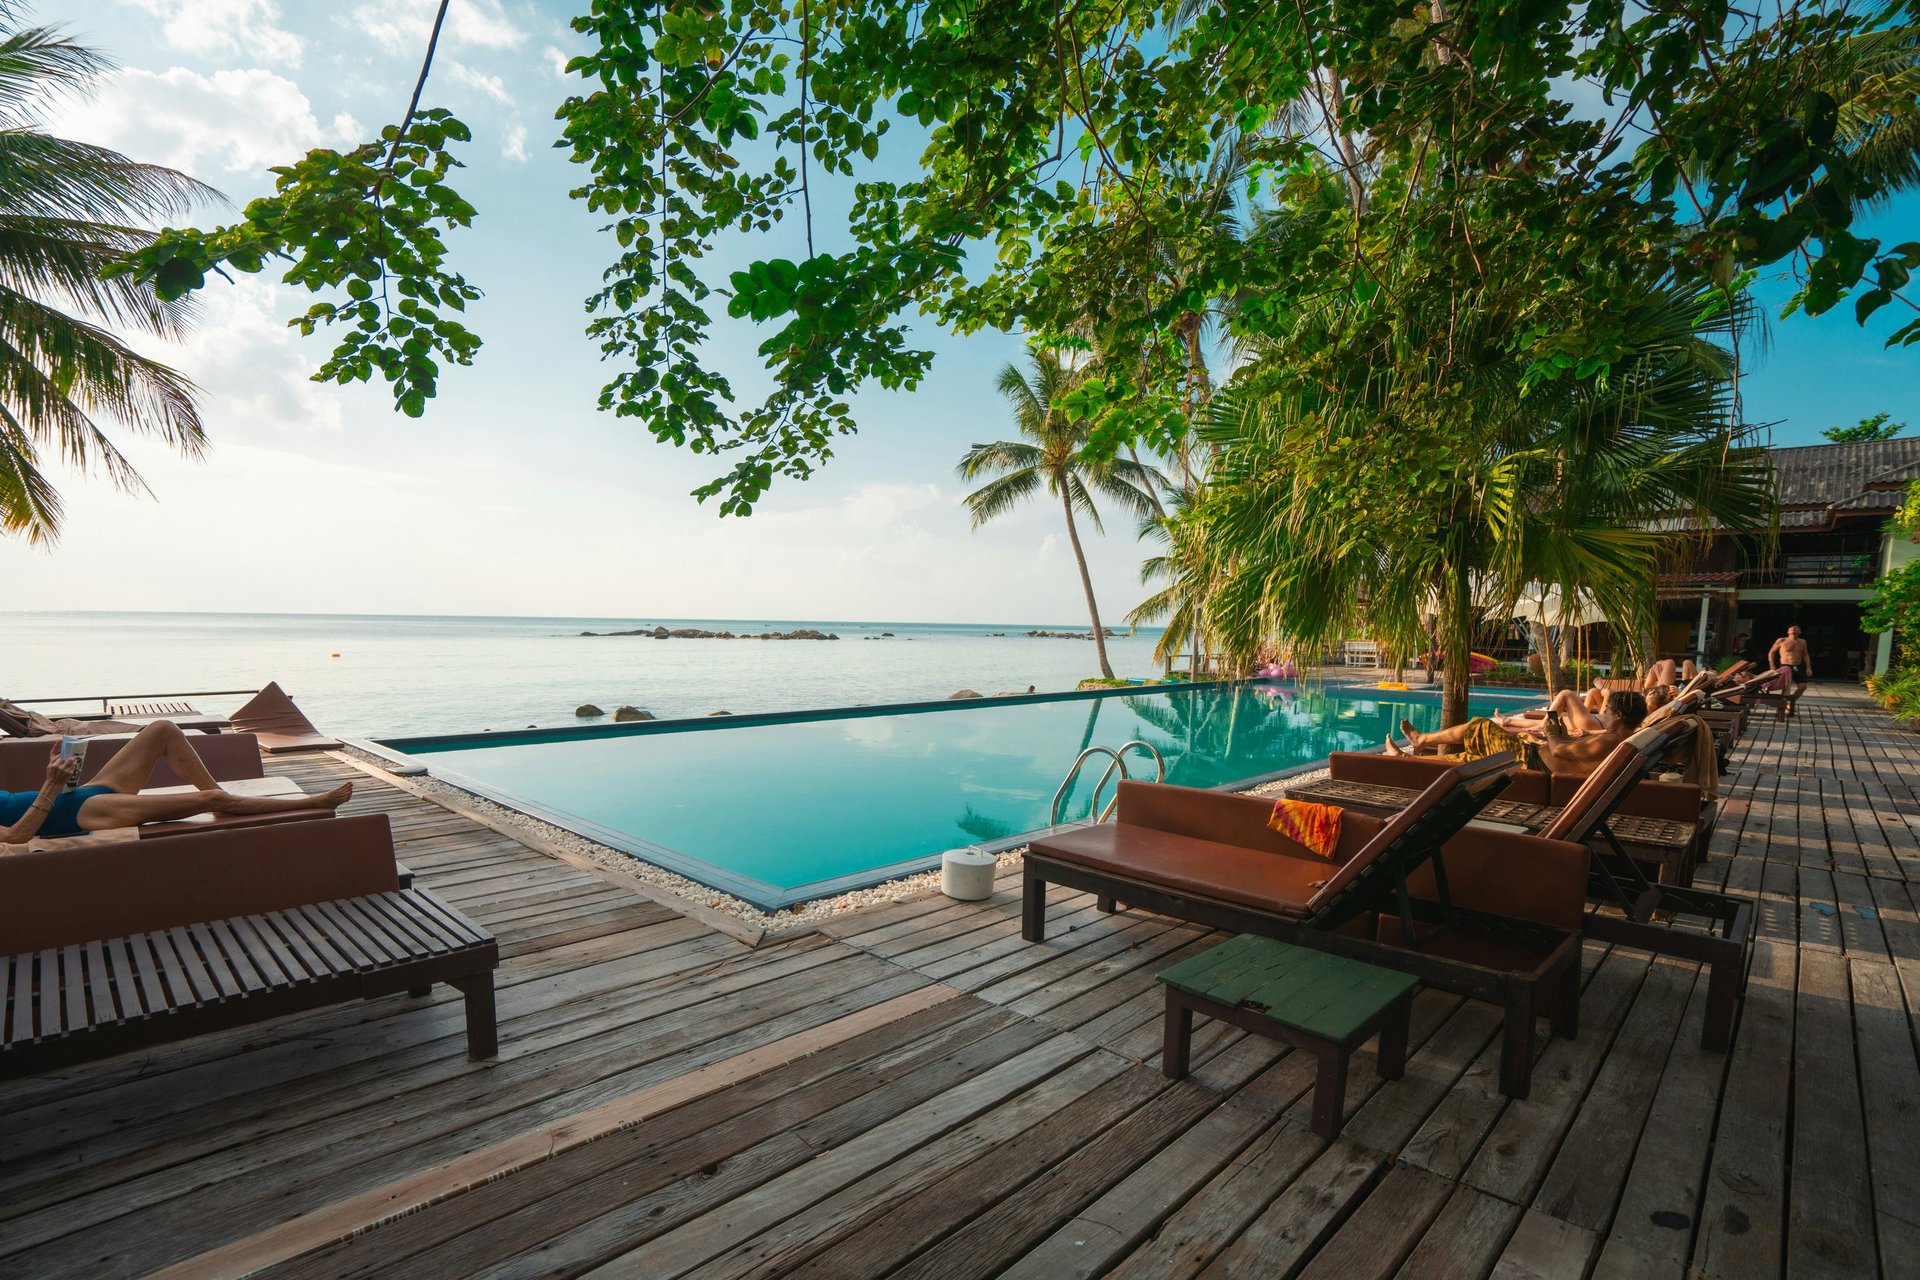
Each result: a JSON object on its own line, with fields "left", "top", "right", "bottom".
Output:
{"left": 0, "top": 721, "right": 350, "bottom": 845}
{"left": 1390, "top": 689, "right": 1649, "bottom": 776}
{"left": 1767, "top": 625, "right": 1813, "bottom": 686}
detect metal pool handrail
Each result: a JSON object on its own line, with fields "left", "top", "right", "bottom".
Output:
{"left": 1049, "top": 740, "right": 1168, "bottom": 826}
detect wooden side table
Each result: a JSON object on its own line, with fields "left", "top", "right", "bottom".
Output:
{"left": 1158, "top": 934, "right": 1419, "bottom": 1141}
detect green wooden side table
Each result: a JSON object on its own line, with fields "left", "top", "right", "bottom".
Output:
{"left": 1158, "top": 934, "right": 1419, "bottom": 1140}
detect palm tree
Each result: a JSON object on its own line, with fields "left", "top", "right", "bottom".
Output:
{"left": 1189, "top": 273, "right": 1775, "bottom": 725}
{"left": 0, "top": 13, "right": 215, "bottom": 543}
{"left": 959, "top": 349, "right": 1165, "bottom": 680}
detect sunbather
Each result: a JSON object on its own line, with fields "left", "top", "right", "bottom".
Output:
{"left": 0, "top": 721, "right": 350, "bottom": 844}
{"left": 1493, "top": 687, "right": 1605, "bottom": 735}
{"left": 1389, "top": 690, "right": 1650, "bottom": 776}
{"left": 1640, "top": 658, "right": 1680, "bottom": 691}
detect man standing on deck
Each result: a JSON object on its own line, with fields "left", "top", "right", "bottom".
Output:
{"left": 1768, "top": 625, "right": 1814, "bottom": 686}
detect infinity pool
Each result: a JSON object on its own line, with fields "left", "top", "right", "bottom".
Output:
{"left": 379, "top": 683, "right": 1521, "bottom": 909}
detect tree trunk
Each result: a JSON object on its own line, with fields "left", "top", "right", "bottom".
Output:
{"left": 1061, "top": 486, "right": 1116, "bottom": 679}
{"left": 1531, "top": 621, "right": 1558, "bottom": 696}
{"left": 1442, "top": 560, "right": 1473, "bottom": 726}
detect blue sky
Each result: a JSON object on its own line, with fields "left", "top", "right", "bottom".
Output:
{"left": 2, "top": 0, "right": 1915, "bottom": 620}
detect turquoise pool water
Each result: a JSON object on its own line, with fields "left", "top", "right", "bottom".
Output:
{"left": 382, "top": 683, "right": 1521, "bottom": 909}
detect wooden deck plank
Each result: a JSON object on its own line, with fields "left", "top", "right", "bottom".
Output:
{"left": 0, "top": 697, "right": 1914, "bottom": 1280}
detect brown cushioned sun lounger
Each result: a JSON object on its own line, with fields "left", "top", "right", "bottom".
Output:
{"left": 227, "top": 682, "right": 341, "bottom": 753}
{"left": 1025, "top": 756, "right": 1589, "bottom": 1098}
{"left": 1299, "top": 726, "right": 1752, "bottom": 1051}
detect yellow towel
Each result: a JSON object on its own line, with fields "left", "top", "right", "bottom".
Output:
{"left": 1270, "top": 798, "right": 1343, "bottom": 858}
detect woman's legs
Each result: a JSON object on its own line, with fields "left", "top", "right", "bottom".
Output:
{"left": 76, "top": 782, "right": 351, "bottom": 831}
{"left": 1547, "top": 689, "right": 1603, "bottom": 733}
{"left": 87, "top": 721, "right": 220, "bottom": 793}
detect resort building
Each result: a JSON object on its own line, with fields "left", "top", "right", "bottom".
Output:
{"left": 1656, "top": 435, "right": 1920, "bottom": 677}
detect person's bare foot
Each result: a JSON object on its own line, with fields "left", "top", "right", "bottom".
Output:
{"left": 1398, "top": 718, "right": 1424, "bottom": 751}
{"left": 1383, "top": 734, "right": 1403, "bottom": 756}
{"left": 314, "top": 782, "right": 353, "bottom": 810}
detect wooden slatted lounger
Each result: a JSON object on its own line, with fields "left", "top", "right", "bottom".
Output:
{"left": 0, "top": 814, "right": 496, "bottom": 1076}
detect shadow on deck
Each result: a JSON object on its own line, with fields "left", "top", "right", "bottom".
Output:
{"left": 2, "top": 687, "right": 1917, "bottom": 1278}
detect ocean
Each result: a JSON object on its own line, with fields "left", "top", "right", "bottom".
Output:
{"left": 2, "top": 611, "right": 1175, "bottom": 737}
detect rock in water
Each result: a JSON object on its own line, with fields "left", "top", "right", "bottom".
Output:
{"left": 948, "top": 689, "right": 983, "bottom": 700}
{"left": 707, "top": 710, "right": 732, "bottom": 717}
{"left": 652, "top": 626, "right": 670, "bottom": 639}
{"left": 575, "top": 703, "right": 605, "bottom": 717}
{"left": 612, "top": 705, "right": 655, "bottom": 722}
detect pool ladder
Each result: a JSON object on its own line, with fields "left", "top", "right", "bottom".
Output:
{"left": 1049, "top": 741, "right": 1167, "bottom": 826}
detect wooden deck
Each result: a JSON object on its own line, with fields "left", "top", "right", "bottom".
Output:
{"left": 2, "top": 688, "right": 1917, "bottom": 1279}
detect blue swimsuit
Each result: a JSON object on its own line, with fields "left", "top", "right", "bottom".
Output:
{"left": 0, "top": 786, "right": 113, "bottom": 838}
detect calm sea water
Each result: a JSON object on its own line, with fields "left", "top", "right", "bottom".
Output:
{"left": 1, "top": 611, "right": 1177, "bottom": 737}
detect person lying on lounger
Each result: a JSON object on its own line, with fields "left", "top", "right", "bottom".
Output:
{"left": 1640, "top": 658, "right": 1680, "bottom": 692}
{"left": 0, "top": 721, "right": 350, "bottom": 845}
{"left": 1385, "top": 689, "right": 1649, "bottom": 775}
{"left": 1493, "top": 682, "right": 1669, "bottom": 739}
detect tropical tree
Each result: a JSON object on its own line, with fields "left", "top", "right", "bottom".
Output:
{"left": 0, "top": 13, "right": 215, "bottom": 543}
{"left": 960, "top": 349, "right": 1165, "bottom": 680}
{"left": 1190, "top": 271, "right": 1776, "bottom": 725}
{"left": 113, "top": 2, "right": 1920, "bottom": 518}
{"left": 1823, "top": 412, "right": 1910, "bottom": 442}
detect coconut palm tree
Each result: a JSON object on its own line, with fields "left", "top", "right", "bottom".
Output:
{"left": 959, "top": 349, "right": 1166, "bottom": 680}
{"left": 0, "top": 13, "right": 214, "bottom": 543}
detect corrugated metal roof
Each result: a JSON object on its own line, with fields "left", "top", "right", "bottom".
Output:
{"left": 1772, "top": 437, "right": 1920, "bottom": 507}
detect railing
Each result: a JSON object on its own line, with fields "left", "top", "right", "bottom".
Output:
{"left": 1742, "top": 554, "right": 1877, "bottom": 588}
{"left": 1049, "top": 740, "right": 1168, "bottom": 826}
{"left": 14, "top": 689, "right": 258, "bottom": 715}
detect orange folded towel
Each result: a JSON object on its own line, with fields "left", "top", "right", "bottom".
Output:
{"left": 1269, "top": 798, "right": 1343, "bottom": 858}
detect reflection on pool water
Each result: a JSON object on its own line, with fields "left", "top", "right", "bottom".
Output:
{"left": 381, "top": 682, "right": 1521, "bottom": 909}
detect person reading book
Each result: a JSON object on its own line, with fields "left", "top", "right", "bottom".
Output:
{"left": 0, "top": 721, "right": 349, "bottom": 844}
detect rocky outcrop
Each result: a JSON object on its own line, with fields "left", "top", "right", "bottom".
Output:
{"left": 707, "top": 710, "right": 732, "bottom": 716}
{"left": 1026, "top": 628, "right": 1124, "bottom": 640}
{"left": 612, "top": 706, "right": 655, "bottom": 722}
{"left": 580, "top": 627, "right": 839, "bottom": 640}
{"left": 575, "top": 703, "right": 605, "bottom": 717}
{"left": 948, "top": 689, "right": 983, "bottom": 700}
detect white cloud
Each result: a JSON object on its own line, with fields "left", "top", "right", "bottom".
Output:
{"left": 122, "top": 0, "right": 304, "bottom": 66}
{"left": 500, "top": 121, "right": 527, "bottom": 162}
{"left": 447, "top": 61, "right": 514, "bottom": 106}
{"left": 542, "top": 45, "right": 572, "bottom": 79}
{"left": 48, "top": 66, "right": 351, "bottom": 176}
{"left": 351, "top": 0, "right": 527, "bottom": 55}
{"left": 160, "top": 279, "right": 346, "bottom": 435}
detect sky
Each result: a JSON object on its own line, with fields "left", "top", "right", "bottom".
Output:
{"left": 3, "top": 0, "right": 1918, "bottom": 622}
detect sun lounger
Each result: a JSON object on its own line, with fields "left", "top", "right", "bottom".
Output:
{"left": 0, "top": 813, "right": 493, "bottom": 1075}
{"left": 1297, "top": 727, "right": 1752, "bottom": 1050}
{"left": 1024, "top": 757, "right": 1589, "bottom": 1098}
{"left": 226, "top": 682, "right": 341, "bottom": 753}
{"left": 0, "top": 731, "right": 269, "bottom": 793}
{"left": 0, "top": 736, "right": 391, "bottom": 874}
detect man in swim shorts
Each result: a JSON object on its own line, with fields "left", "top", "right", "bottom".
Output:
{"left": 1, "top": 721, "right": 350, "bottom": 844}
{"left": 1767, "top": 625, "right": 1813, "bottom": 687}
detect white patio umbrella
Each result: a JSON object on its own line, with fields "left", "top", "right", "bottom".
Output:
{"left": 1515, "top": 585, "right": 1608, "bottom": 628}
